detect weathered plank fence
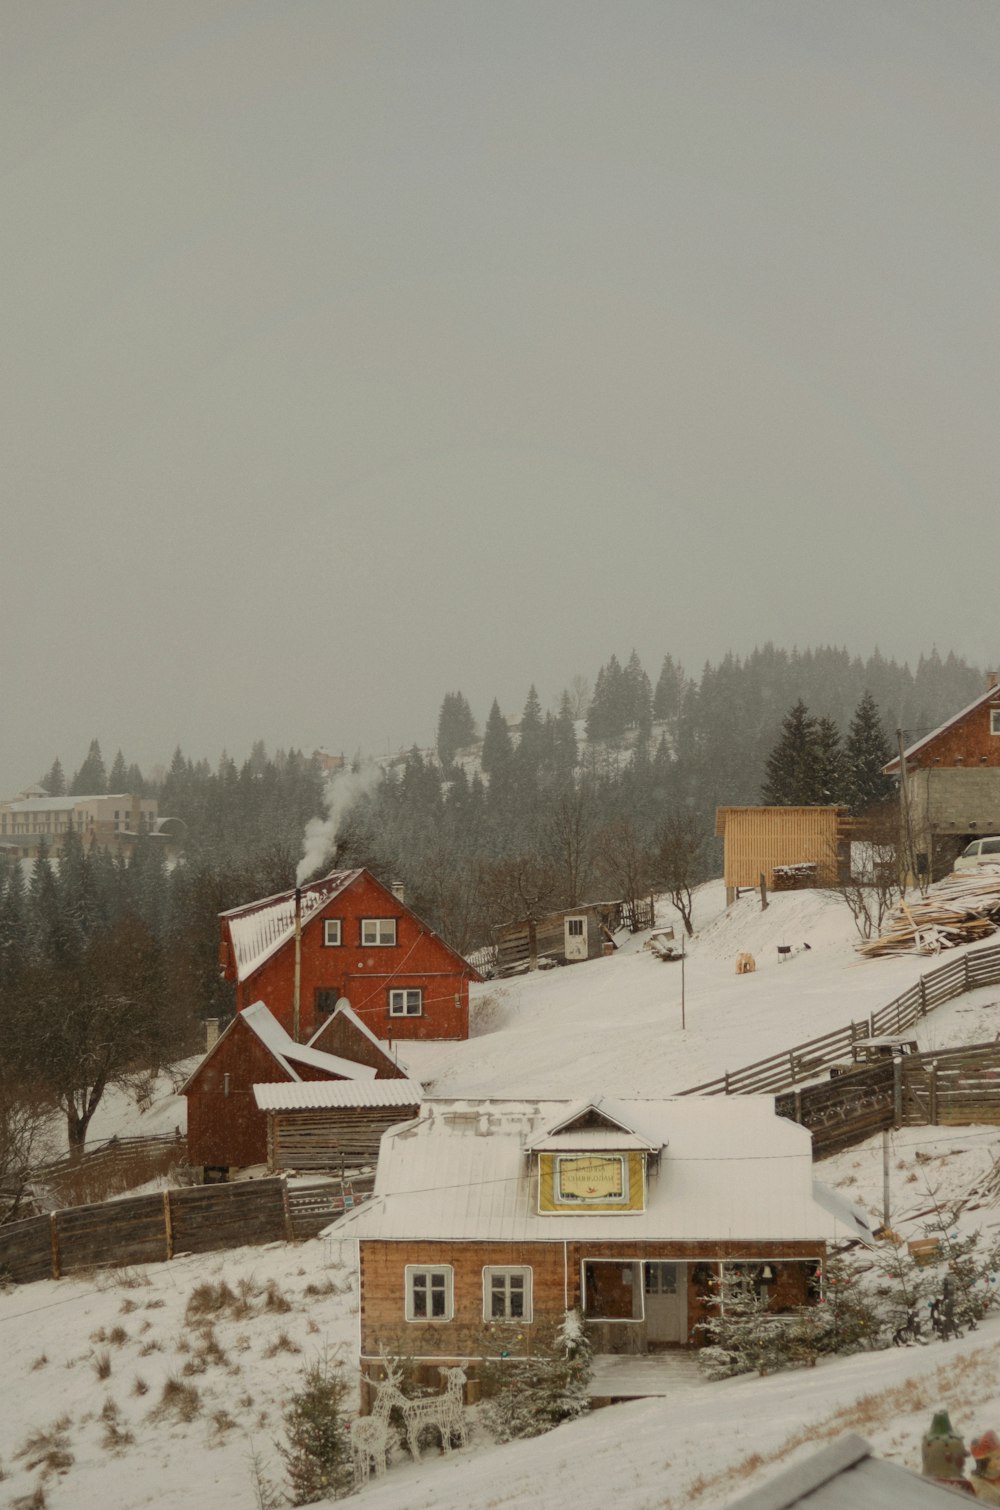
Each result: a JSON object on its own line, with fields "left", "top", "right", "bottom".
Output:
{"left": 775, "top": 1039, "right": 1000, "bottom": 1157}
{"left": 32, "top": 1132, "right": 188, "bottom": 1209}
{"left": 680, "top": 940, "right": 1000, "bottom": 1099}
{"left": 0, "top": 1174, "right": 361, "bottom": 1285}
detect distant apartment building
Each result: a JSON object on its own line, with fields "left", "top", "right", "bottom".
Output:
{"left": 0, "top": 790, "right": 162, "bottom": 859}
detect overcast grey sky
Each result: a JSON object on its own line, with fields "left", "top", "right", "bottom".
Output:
{"left": 3, "top": 1, "right": 998, "bottom": 791}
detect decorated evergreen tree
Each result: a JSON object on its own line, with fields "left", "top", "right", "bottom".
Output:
{"left": 279, "top": 1357, "right": 352, "bottom": 1503}
{"left": 480, "top": 1310, "right": 593, "bottom": 1442}
{"left": 843, "top": 690, "right": 894, "bottom": 815}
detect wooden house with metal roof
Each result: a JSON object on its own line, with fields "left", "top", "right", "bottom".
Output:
{"left": 218, "top": 868, "right": 483, "bottom": 1043}
{"left": 325, "top": 1095, "right": 874, "bottom": 1390}
{"left": 715, "top": 806, "right": 851, "bottom": 903}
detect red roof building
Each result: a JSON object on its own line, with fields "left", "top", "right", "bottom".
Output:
{"left": 218, "top": 869, "right": 482, "bottom": 1044}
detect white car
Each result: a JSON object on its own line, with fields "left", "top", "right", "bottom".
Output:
{"left": 953, "top": 836, "right": 1000, "bottom": 872}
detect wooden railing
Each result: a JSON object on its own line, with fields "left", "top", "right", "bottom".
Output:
{"left": 679, "top": 940, "right": 1000, "bottom": 1099}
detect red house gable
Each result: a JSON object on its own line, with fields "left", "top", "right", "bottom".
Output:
{"left": 219, "top": 869, "right": 482, "bottom": 1043}
{"left": 885, "top": 679, "right": 1000, "bottom": 773}
{"left": 182, "top": 1001, "right": 375, "bottom": 1170}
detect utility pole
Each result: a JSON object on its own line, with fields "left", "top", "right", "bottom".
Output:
{"left": 680, "top": 931, "right": 686, "bottom": 1031}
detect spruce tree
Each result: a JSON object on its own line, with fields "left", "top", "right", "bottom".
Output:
{"left": 761, "top": 701, "right": 822, "bottom": 805}
{"left": 516, "top": 685, "right": 546, "bottom": 774}
{"left": 436, "top": 691, "right": 476, "bottom": 766}
{"left": 71, "top": 739, "right": 107, "bottom": 795}
{"left": 108, "top": 749, "right": 129, "bottom": 792}
{"left": 653, "top": 654, "right": 685, "bottom": 725}
{"left": 481, "top": 699, "right": 514, "bottom": 776}
{"left": 41, "top": 757, "right": 66, "bottom": 796}
{"left": 843, "top": 691, "right": 894, "bottom": 815}
{"left": 814, "top": 715, "right": 847, "bottom": 804}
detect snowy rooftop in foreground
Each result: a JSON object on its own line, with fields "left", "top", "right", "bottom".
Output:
{"left": 325, "top": 1095, "right": 875, "bottom": 1246}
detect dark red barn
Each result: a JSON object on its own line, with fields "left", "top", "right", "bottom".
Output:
{"left": 218, "top": 869, "right": 481, "bottom": 1043}
{"left": 182, "top": 1001, "right": 376, "bottom": 1173}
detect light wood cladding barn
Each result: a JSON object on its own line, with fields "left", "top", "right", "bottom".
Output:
{"left": 715, "top": 805, "right": 850, "bottom": 901}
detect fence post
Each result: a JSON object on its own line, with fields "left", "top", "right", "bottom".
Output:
{"left": 793, "top": 1090, "right": 803, "bottom": 1126}
{"left": 919, "top": 977, "right": 928, "bottom": 1016}
{"left": 281, "top": 1179, "right": 295, "bottom": 1243}
{"left": 929, "top": 1063, "right": 938, "bottom": 1125}
{"left": 964, "top": 954, "right": 972, "bottom": 992}
{"left": 724, "top": 1071, "right": 731, "bottom": 1096}
{"left": 49, "top": 1213, "right": 61, "bottom": 1280}
{"left": 893, "top": 1057, "right": 903, "bottom": 1128}
{"left": 163, "top": 1190, "right": 174, "bottom": 1261}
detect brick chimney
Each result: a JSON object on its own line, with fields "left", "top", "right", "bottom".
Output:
{"left": 988, "top": 672, "right": 998, "bottom": 690}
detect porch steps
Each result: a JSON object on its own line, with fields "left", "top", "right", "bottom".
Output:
{"left": 588, "top": 1350, "right": 706, "bottom": 1400}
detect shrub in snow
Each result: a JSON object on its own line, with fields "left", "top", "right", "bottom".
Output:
{"left": 279, "top": 1355, "right": 351, "bottom": 1504}
{"left": 480, "top": 1310, "right": 593, "bottom": 1443}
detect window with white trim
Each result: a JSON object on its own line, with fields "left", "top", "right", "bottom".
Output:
{"left": 405, "top": 1265, "right": 453, "bottom": 1321}
{"left": 323, "top": 919, "right": 342, "bottom": 946}
{"left": 484, "top": 1266, "right": 532, "bottom": 1321}
{"left": 991, "top": 709, "right": 1000, "bottom": 736}
{"left": 389, "top": 988, "right": 422, "bottom": 1017}
{"left": 361, "top": 918, "right": 397, "bottom": 946}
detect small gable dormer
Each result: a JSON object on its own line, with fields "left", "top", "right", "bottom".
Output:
{"left": 526, "top": 1099, "right": 663, "bottom": 1215}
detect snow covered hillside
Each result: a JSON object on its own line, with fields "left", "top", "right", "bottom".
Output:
{"left": 5, "top": 882, "right": 1000, "bottom": 1508}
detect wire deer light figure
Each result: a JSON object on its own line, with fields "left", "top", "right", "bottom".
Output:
{"left": 351, "top": 1372, "right": 399, "bottom": 1487}
{"left": 396, "top": 1366, "right": 468, "bottom": 1462}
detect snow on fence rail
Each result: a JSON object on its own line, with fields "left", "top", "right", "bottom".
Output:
{"left": 679, "top": 940, "right": 1000, "bottom": 1099}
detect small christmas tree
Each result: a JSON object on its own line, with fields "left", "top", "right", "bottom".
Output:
{"left": 480, "top": 1310, "right": 594, "bottom": 1442}
{"left": 279, "top": 1356, "right": 352, "bottom": 1504}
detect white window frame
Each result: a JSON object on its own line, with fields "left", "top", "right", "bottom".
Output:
{"left": 991, "top": 709, "right": 1000, "bottom": 736}
{"left": 483, "top": 1266, "right": 533, "bottom": 1322}
{"left": 405, "top": 1264, "right": 453, "bottom": 1321}
{"left": 389, "top": 988, "right": 422, "bottom": 1017}
{"left": 361, "top": 917, "right": 397, "bottom": 947}
{"left": 323, "top": 919, "right": 342, "bottom": 947}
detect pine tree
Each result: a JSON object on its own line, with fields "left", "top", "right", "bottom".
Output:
{"left": 278, "top": 1357, "right": 352, "bottom": 1503}
{"left": 436, "top": 691, "right": 476, "bottom": 766}
{"left": 552, "top": 692, "right": 578, "bottom": 780}
{"left": 516, "top": 685, "right": 546, "bottom": 774}
{"left": 481, "top": 699, "right": 514, "bottom": 777}
{"left": 843, "top": 691, "right": 894, "bottom": 815}
{"left": 653, "top": 654, "right": 685, "bottom": 725}
{"left": 41, "top": 758, "right": 66, "bottom": 796}
{"left": 814, "top": 715, "right": 847, "bottom": 804}
{"left": 71, "top": 739, "right": 107, "bottom": 795}
{"left": 624, "top": 650, "right": 653, "bottom": 741}
{"left": 108, "top": 749, "right": 129, "bottom": 791}
{"left": 761, "top": 701, "right": 823, "bottom": 805}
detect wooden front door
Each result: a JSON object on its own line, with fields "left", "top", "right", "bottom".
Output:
{"left": 644, "top": 1262, "right": 687, "bottom": 1345}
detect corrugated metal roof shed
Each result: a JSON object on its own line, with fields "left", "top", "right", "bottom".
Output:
{"left": 325, "top": 1096, "right": 876, "bottom": 1246}
{"left": 253, "top": 1080, "right": 423, "bottom": 1111}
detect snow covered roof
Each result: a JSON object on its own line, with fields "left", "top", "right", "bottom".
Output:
{"left": 306, "top": 999, "right": 413, "bottom": 1079}
{"left": 252, "top": 1079, "right": 423, "bottom": 1112}
{"left": 726, "top": 1431, "right": 968, "bottom": 1508}
{"left": 324, "top": 1096, "right": 876, "bottom": 1246}
{"left": 524, "top": 1097, "right": 662, "bottom": 1153}
{"left": 179, "top": 1001, "right": 377, "bottom": 1093}
{"left": 884, "top": 680, "right": 1000, "bottom": 772}
{"left": 221, "top": 870, "right": 362, "bottom": 982}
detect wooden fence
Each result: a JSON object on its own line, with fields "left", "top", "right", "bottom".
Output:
{"left": 32, "top": 1133, "right": 188, "bottom": 1209}
{"left": 680, "top": 940, "right": 1000, "bottom": 1099}
{"left": 775, "top": 1039, "right": 1000, "bottom": 1157}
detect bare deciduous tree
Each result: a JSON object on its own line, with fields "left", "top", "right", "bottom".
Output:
{"left": 542, "top": 787, "right": 597, "bottom": 907}
{"left": 836, "top": 801, "right": 905, "bottom": 940}
{"left": 0, "top": 1078, "right": 51, "bottom": 1224}
{"left": 596, "top": 816, "right": 653, "bottom": 927}
{"left": 652, "top": 812, "right": 705, "bottom": 937}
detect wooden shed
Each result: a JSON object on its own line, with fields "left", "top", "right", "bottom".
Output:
{"left": 182, "top": 1002, "right": 376, "bottom": 1177}
{"left": 715, "top": 806, "right": 851, "bottom": 903}
{"left": 253, "top": 1079, "right": 423, "bottom": 1174}
{"left": 493, "top": 900, "right": 627, "bottom": 976}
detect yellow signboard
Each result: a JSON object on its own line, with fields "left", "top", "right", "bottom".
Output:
{"left": 556, "top": 1155, "right": 625, "bottom": 1202}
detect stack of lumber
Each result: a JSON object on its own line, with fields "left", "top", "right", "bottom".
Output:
{"left": 858, "top": 871, "right": 1000, "bottom": 957}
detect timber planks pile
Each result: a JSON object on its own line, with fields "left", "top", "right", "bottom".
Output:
{"left": 858, "top": 871, "right": 1000, "bottom": 958}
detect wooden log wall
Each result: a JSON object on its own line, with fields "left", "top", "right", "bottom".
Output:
{"left": 270, "top": 1106, "right": 420, "bottom": 1173}
{"left": 0, "top": 1177, "right": 293, "bottom": 1285}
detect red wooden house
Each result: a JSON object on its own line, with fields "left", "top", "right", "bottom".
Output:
{"left": 218, "top": 869, "right": 482, "bottom": 1044}
{"left": 182, "top": 1000, "right": 376, "bottom": 1175}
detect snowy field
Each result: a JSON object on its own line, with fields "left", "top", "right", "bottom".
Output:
{"left": 6, "top": 882, "right": 1000, "bottom": 1506}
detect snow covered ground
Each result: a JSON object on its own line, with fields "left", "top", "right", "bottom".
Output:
{"left": 7, "top": 882, "right": 1000, "bottom": 1507}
